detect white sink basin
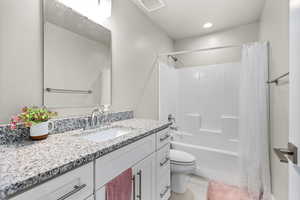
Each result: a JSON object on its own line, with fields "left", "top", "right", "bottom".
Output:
{"left": 81, "top": 127, "right": 133, "bottom": 143}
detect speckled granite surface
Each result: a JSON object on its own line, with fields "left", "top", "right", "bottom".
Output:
{"left": 0, "top": 111, "right": 134, "bottom": 145}
{"left": 0, "top": 119, "right": 170, "bottom": 199}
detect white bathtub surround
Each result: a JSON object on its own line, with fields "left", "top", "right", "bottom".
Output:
{"left": 239, "top": 42, "right": 271, "bottom": 200}
{"left": 159, "top": 61, "right": 241, "bottom": 185}
{"left": 176, "top": 62, "right": 240, "bottom": 134}
{"left": 159, "top": 62, "right": 240, "bottom": 149}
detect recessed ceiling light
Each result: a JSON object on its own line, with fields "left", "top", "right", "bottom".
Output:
{"left": 203, "top": 22, "right": 213, "bottom": 29}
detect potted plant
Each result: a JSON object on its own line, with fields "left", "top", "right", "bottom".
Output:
{"left": 10, "top": 106, "right": 57, "bottom": 140}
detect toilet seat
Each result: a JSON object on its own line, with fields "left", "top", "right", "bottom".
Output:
{"left": 170, "top": 149, "right": 196, "bottom": 164}
{"left": 171, "top": 160, "right": 195, "bottom": 166}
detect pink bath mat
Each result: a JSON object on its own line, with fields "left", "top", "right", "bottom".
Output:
{"left": 207, "top": 181, "right": 251, "bottom": 200}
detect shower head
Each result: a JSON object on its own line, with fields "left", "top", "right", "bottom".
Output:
{"left": 168, "top": 55, "right": 178, "bottom": 62}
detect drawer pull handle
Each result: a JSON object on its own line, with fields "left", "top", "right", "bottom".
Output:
{"left": 160, "top": 157, "right": 170, "bottom": 167}
{"left": 132, "top": 175, "right": 136, "bottom": 199}
{"left": 160, "top": 134, "right": 170, "bottom": 142}
{"left": 136, "top": 170, "right": 142, "bottom": 200}
{"left": 57, "top": 184, "right": 87, "bottom": 200}
{"left": 160, "top": 186, "right": 170, "bottom": 198}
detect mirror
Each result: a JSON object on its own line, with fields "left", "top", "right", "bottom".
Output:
{"left": 43, "top": 0, "right": 112, "bottom": 110}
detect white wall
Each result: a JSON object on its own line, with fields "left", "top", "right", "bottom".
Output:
{"left": 259, "top": 0, "right": 290, "bottom": 200}
{"left": 0, "top": 0, "right": 43, "bottom": 123}
{"left": 0, "top": 0, "right": 173, "bottom": 122}
{"left": 174, "top": 23, "right": 259, "bottom": 67}
{"left": 105, "top": 0, "right": 173, "bottom": 119}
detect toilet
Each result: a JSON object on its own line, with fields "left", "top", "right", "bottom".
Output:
{"left": 170, "top": 149, "right": 196, "bottom": 194}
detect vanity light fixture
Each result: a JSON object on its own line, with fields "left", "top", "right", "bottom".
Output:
{"left": 203, "top": 22, "right": 213, "bottom": 29}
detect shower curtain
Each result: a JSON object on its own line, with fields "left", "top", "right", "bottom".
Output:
{"left": 239, "top": 42, "right": 271, "bottom": 200}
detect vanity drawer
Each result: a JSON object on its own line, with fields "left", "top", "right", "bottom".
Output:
{"left": 95, "top": 134, "right": 155, "bottom": 190}
{"left": 156, "top": 144, "right": 170, "bottom": 177}
{"left": 157, "top": 172, "right": 171, "bottom": 200}
{"left": 12, "top": 163, "right": 93, "bottom": 200}
{"left": 156, "top": 128, "right": 171, "bottom": 150}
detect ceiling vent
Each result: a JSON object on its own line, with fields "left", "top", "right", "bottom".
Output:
{"left": 138, "top": 0, "right": 165, "bottom": 12}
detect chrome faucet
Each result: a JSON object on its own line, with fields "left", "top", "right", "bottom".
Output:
{"left": 89, "top": 105, "right": 112, "bottom": 128}
{"left": 102, "top": 104, "right": 111, "bottom": 126}
{"left": 168, "top": 114, "right": 178, "bottom": 131}
{"left": 90, "top": 105, "right": 104, "bottom": 128}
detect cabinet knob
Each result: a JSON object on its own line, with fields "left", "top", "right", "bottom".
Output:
{"left": 160, "top": 134, "right": 170, "bottom": 142}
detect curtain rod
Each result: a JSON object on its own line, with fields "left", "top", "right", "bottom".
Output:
{"left": 159, "top": 44, "right": 242, "bottom": 57}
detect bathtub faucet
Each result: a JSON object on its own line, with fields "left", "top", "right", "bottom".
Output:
{"left": 168, "top": 114, "right": 178, "bottom": 131}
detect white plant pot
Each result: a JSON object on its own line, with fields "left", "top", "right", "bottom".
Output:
{"left": 30, "top": 121, "right": 53, "bottom": 140}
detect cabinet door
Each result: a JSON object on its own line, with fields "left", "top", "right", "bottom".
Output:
{"left": 132, "top": 154, "right": 156, "bottom": 200}
{"left": 95, "top": 134, "right": 155, "bottom": 190}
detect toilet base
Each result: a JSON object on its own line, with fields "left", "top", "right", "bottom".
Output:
{"left": 171, "top": 173, "right": 190, "bottom": 194}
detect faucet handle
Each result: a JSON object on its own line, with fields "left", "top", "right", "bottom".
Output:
{"left": 168, "top": 114, "right": 176, "bottom": 123}
{"left": 103, "top": 104, "right": 111, "bottom": 113}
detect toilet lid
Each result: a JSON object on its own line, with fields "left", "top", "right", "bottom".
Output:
{"left": 170, "top": 149, "right": 196, "bottom": 163}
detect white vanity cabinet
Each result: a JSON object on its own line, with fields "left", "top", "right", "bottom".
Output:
{"left": 11, "top": 162, "right": 94, "bottom": 200}
{"left": 94, "top": 134, "right": 156, "bottom": 191}
{"left": 95, "top": 154, "right": 156, "bottom": 200}
{"left": 155, "top": 131, "right": 171, "bottom": 200}
{"left": 95, "top": 128, "right": 171, "bottom": 200}
{"left": 11, "top": 127, "right": 170, "bottom": 200}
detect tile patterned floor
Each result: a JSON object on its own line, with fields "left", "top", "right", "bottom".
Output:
{"left": 170, "top": 175, "right": 208, "bottom": 200}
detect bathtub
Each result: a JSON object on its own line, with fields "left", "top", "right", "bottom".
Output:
{"left": 171, "top": 130, "right": 240, "bottom": 186}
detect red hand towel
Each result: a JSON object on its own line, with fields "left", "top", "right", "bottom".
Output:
{"left": 106, "top": 168, "right": 133, "bottom": 200}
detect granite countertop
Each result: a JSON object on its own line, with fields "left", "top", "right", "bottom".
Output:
{"left": 0, "top": 118, "right": 170, "bottom": 199}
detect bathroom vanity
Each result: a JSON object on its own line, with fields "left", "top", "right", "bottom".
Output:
{"left": 0, "top": 2, "right": 171, "bottom": 199}
{"left": 0, "top": 119, "right": 171, "bottom": 200}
